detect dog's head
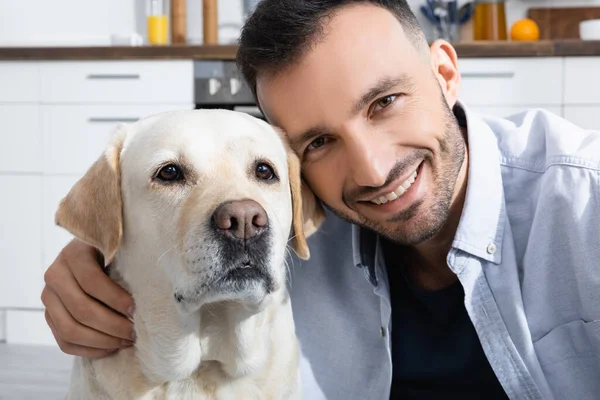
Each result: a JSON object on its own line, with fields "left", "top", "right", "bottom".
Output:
{"left": 55, "top": 109, "right": 325, "bottom": 311}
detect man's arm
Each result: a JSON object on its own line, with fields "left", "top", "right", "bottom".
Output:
{"left": 41, "top": 239, "right": 136, "bottom": 358}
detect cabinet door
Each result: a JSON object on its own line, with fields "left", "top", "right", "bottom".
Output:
{"left": 42, "top": 176, "right": 80, "bottom": 269}
{"left": 0, "top": 105, "right": 42, "bottom": 173}
{"left": 41, "top": 104, "right": 193, "bottom": 175}
{"left": 0, "top": 310, "right": 5, "bottom": 342}
{"left": 40, "top": 60, "right": 193, "bottom": 104}
{"left": 6, "top": 310, "right": 57, "bottom": 346}
{"left": 0, "top": 176, "right": 43, "bottom": 309}
{"left": 564, "top": 106, "right": 600, "bottom": 131}
{"left": 564, "top": 57, "right": 600, "bottom": 105}
{"left": 457, "top": 58, "right": 563, "bottom": 107}
{"left": 0, "top": 62, "right": 39, "bottom": 102}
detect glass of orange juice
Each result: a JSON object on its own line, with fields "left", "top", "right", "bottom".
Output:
{"left": 147, "top": 0, "right": 168, "bottom": 45}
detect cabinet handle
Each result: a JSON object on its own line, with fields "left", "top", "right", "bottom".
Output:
{"left": 461, "top": 72, "right": 515, "bottom": 79}
{"left": 233, "top": 106, "right": 263, "bottom": 118}
{"left": 88, "top": 117, "right": 139, "bottom": 123}
{"left": 86, "top": 74, "right": 140, "bottom": 80}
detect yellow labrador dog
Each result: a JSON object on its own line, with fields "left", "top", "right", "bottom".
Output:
{"left": 54, "top": 109, "right": 325, "bottom": 400}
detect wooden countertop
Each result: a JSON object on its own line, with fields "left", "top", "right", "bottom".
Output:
{"left": 0, "top": 40, "right": 599, "bottom": 61}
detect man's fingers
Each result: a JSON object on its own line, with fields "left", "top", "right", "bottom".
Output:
{"left": 64, "top": 240, "right": 135, "bottom": 319}
{"left": 42, "top": 286, "right": 134, "bottom": 350}
{"left": 47, "top": 266, "right": 135, "bottom": 342}
{"left": 45, "top": 310, "right": 120, "bottom": 359}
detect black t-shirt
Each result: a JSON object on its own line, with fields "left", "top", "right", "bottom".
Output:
{"left": 382, "top": 240, "right": 509, "bottom": 400}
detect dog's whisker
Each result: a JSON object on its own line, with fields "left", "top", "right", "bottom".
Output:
{"left": 157, "top": 247, "right": 174, "bottom": 265}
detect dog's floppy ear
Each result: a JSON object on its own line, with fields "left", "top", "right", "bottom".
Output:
{"left": 287, "top": 150, "right": 326, "bottom": 260}
{"left": 55, "top": 124, "right": 129, "bottom": 266}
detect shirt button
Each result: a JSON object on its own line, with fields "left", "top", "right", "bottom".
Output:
{"left": 487, "top": 243, "right": 497, "bottom": 254}
{"left": 380, "top": 327, "right": 386, "bottom": 337}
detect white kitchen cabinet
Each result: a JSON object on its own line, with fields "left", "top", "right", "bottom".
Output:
{"left": 564, "top": 57, "right": 600, "bottom": 105}
{"left": 0, "top": 58, "right": 196, "bottom": 346}
{"left": 0, "top": 310, "right": 5, "bottom": 342}
{"left": 0, "top": 105, "right": 42, "bottom": 173}
{"left": 564, "top": 106, "right": 600, "bottom": 131}
{"left": 41, "top": 104, "right": 194, "bottom": 175}
{"left": 0, "top": 175, "right": 44, "bottom": 309}
{"left": 6, "top": 310, "right": 55, "bottom": 345}
{"left": 563, "top": 58, "right": 600, "bottom": 131}
{"left": 468, "top": 105, "right": 563, "bottom": 120}
{"left": 457, "top": 57, "right": 563, "bottom": 107}
{"left": 0, "top": 62, "right": 39, "bottom": 102}
{"left": 40, "top": 60, "right": 194, "bottom": 104}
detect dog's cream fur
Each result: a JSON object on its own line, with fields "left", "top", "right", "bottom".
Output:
{"left": 54, "top": 109, "right": 325, "bottom": 400}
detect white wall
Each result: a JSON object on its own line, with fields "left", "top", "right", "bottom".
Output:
{"left": 0, "top": 0, "right": 243, "bottom": 46}
{"left": 0, "top": 0, "right": 137, "bottom": 46}
{"left": 2, "top": 0, "right": 599, "bottom": 47}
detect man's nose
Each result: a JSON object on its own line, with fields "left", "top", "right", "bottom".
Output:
{"left": 345, "top": 128, "right": 393, "bottom": 188}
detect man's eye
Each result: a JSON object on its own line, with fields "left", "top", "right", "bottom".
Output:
{"left": 307, "top": 137, "right": 327, "bottom": 151}
{"left": 374, "top": 95, "right": 397, "bottom": 111}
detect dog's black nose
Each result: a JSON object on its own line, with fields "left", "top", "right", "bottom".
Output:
{"left": 213, "top": 200, "right": 268, "bottom": 240}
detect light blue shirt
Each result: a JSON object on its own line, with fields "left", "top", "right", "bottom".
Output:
{"left": 288, "top": 101, "right": 600, "bottom": 400}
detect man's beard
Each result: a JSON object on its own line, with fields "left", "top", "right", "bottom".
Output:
{"left": 322, "top": 97, "right": 467, "bottom": 246}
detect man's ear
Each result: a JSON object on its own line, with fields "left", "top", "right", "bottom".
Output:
{"left": 429, "top": 39, "right": 460, "bottom": 108}
{"left": 287, "top": 150, "right": 326, "bottom": 260}
{"left": 54, "top": 124, "right": 129, "bottom": 266}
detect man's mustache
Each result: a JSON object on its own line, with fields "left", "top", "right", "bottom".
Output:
{"left": 343, "top": 150, "right": 430, "bottom": 203}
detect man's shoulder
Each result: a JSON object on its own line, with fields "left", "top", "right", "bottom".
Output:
{"left": 472, "top": 107, "right": 600, "bottom": 239}
{"left": 478, "top": 107, "right": 600, "bottom": 173}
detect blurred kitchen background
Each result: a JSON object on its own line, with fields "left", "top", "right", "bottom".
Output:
{"left": 0, "top": 0, "right": 599, "bottom": 398}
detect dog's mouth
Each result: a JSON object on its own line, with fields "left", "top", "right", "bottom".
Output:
{"left": 221, "top": 262, "right": 268, "bottom": 283}
{"left": 174, "top": 251, "right": 276, "bottom": 308}
{"left": 215, "top": 253, "right": 275, "bottom": 291}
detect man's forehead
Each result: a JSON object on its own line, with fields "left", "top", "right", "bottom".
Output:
{"left": 255, "top": 4, "right": 419, "bottom": 109}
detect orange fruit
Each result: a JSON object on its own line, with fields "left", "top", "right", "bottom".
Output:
{"left": 510, "top": 18, "right": 540, "bottom": 41}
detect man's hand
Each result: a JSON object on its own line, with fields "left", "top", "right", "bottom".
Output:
{"left": 41, "top": 239, "right": 135, "bottom": 358}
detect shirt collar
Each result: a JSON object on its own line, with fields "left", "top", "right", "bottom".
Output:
{"left": 352, "top": 101, "right": 506, "bottom": 279}
{"left": 451, "top": 101, "right": 505, "bottom": 264}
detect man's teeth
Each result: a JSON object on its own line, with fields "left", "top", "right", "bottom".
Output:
{"left": 371, "top": 170, "right": 417, "bottom": 205}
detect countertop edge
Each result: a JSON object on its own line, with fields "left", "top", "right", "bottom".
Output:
{"left": 0, "top": 40, "right": 599, "bottom": 60}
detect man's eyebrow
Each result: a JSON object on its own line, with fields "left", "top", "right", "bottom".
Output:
{"left": 287, "top": 75, "right": 414, "bottom": 153}
{"left": 352, "top": 75, "right": 414, "bottom": 115}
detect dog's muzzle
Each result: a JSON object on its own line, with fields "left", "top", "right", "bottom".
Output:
{"left": 210, "top": 199, "right": 274, "bottom": 288}
{"left": 174, "top": 199, "right": 276, "bottom": 306}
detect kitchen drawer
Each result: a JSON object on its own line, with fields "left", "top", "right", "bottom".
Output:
{"left": 564, "top": 106, "right": 600, "bottom": 131}
{"left": 0, "top": 105, "right": 42, "bottom": 173}
{"left": 456, "top": 58, "right": 563, "bottom": 106}
{"left": 41, "top": 104, "right": 193, "bottom": 175}
{"left": 564, "top": 57, "right": 600, "bottom": 105}
{"left": 40, "top": 60, "right": 194, "bottom": 104}
{"left": 42, "top": 176, "right": 80, "bottom": 269}
{"left": 468, "top": 105, "right": 562, "bottom": 120}
{"left": 0, "top": 61, "right": 39, "bottom": 102}
{"left": 0, "top": 175, "right": 44, "bottom": 309}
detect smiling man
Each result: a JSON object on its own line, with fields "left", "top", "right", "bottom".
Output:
{"left": 41, "top": 1, "right": 600, "bottom": 399}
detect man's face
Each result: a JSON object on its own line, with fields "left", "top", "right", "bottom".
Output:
{"left": 256, "top": 4, "right": 466, "bottom": 245}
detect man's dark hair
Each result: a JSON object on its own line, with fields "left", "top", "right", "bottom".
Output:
{"left": 236, "top": 0, "right": 428, "bottom": 103}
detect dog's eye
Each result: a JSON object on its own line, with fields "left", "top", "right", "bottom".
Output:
{"left": 157, "top": 164, "right": 183, "bottom": 181}
{"left": 255, "top": 163, "right": 276, "bottom": 181}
